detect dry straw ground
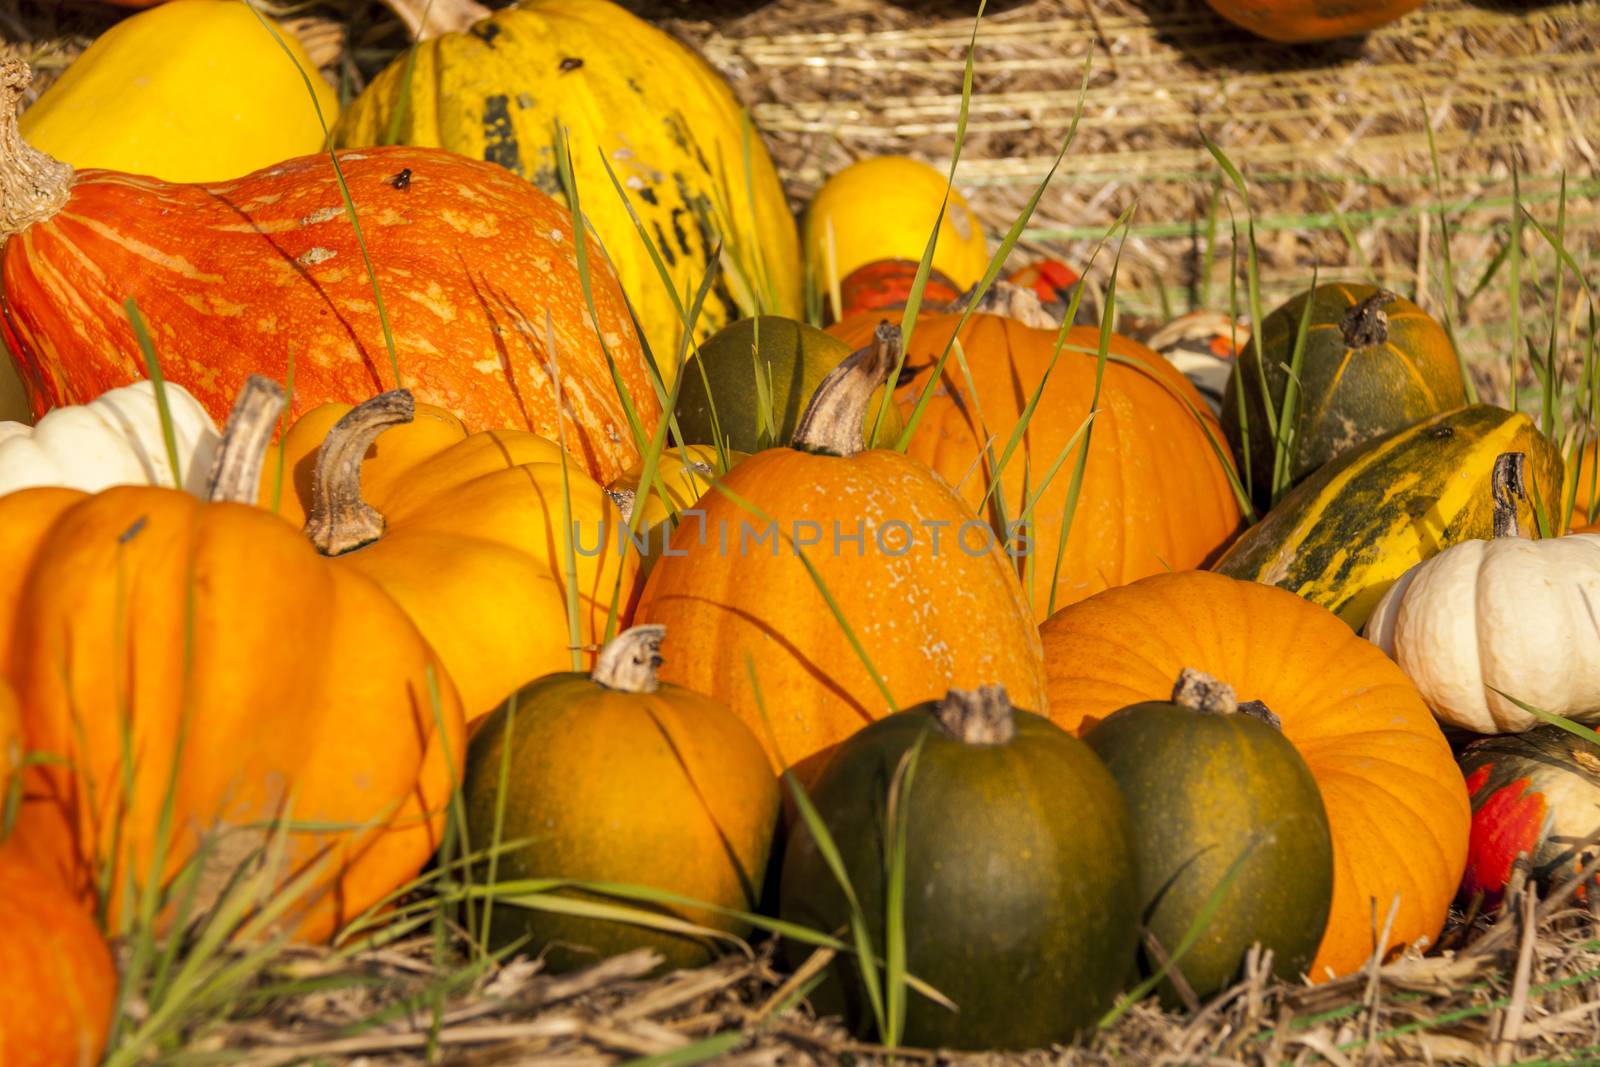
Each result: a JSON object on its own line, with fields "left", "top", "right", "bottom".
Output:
{"left": 4, "top": 1, "right": 1600, "bottom": 1063}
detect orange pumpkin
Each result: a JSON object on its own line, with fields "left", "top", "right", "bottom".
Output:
{"left": 261, "top": 390, "right": 636, "bottom": 725}
{"left": 829, "top": 285, "right": 1243, "bottom": 619}
{"left": 0, "top": 378, "right": 464, "bottom": 941}
{"left": 1571, "top": 438, "right": 1598, "bottom": 532}
{"left": 1039, "top": 570, "right": 1469, "bottom": 980}
{"left": 0, "top": 846, "right": 117, "bottom": 1067}
{"left": 0, "top": 61, "right": 658, "bottom": 485}
{"left": 1204, "top": 0, "right": 1424, "bottom": 41}
{"left": 635, "top": 324, "right": 1048, "bottom": 782}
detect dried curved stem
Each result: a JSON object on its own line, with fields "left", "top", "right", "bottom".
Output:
{"left": 593, "top": 625, "right": 666, "bottom": 693}
{"left": 790, "top": 322, "right": 901, "bottom": 457}
{"left": 933, "top": 686, "right": 1016, "bottom": 746}
{"left": 0, "top": 61, "right": 73, "bottom": 240}
{"left": 206, "top": 376, "right": 287, "bottom": 503}
{"left": 304, "top": 390, "right": 415, "bottom": 556}
{"left": 964, "top": 280, "right": 1059, "bottom": 330}
{"left": 379, "top": 0, "right": 492, "bottom": 39}
{"left": 1170, "top": 667, "right": 1281, "bottom": 730}
{"left": 1340, "top": 289, "right": 1395, "bottom": 349}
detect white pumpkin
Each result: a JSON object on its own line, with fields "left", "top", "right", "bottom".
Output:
{"left": 0, "top": 380, "right": 221, "bottom": 496}
{"left": 1365, "top": 453, "right": 1600, "bottom": 733}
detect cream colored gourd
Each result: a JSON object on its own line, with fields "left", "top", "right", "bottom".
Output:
{"left": 0, "top": 381, "right": 219, "bottom": 496}
{"left": 1365, "top": 453, "right": 1600, "bottom": 733}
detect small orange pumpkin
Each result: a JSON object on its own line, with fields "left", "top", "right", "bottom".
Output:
{"left": 830, "top": 285, "right": 1244, "bottom": 618}
{"left": 1038, "top": 569, "right": 1468, "bottom": 980}
{"left": 635, "top": 324, "right": 1048, "bottom": 782}
{"left": 1, "top": 378, "right": 464, "bottom": 941}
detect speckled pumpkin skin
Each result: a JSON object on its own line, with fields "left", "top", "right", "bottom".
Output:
{"left": 1, "top": 148, "right": 659, "bottom": 484}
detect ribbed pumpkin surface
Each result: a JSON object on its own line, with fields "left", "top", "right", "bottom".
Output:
{"left": 830, "top": 310, "right": 1243, "bottom": 617}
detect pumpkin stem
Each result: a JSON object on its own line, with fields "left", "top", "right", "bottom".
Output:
{"left": 0, "top": 62, "right": 73, "bottom": 240}
{"left": 1170, "top": 668, "right": 1282, "bottom": 730}
{"left": 593, "top": 624, "right": 665, "bottom": 694}
{"left": 1491, "top": 451, "right": 1528, "bottom": 539}
{"left": 932, "top": 686, "right": 1017, "bottom": 746}
{"left": 378, "top": 0, "right": 492, "bottom": 39}
{"left": 790, "top": 322, "right": 901, "bottom": 457}
{"left": 305, "top": 390, "right": 415, "bottom": 556}
{"left": 961, "top": 281, "right": 1059, "bottom": 330}
{"left": 206, "top": 376, "right": 287, "bottom": 503}
{"left": 1339, "top": 289, "right": 1396, "bottom": 349}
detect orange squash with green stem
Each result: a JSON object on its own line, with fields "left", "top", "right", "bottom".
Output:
{"left": 0, "top": 377, "right": 464, "bottom": 942}
{"left": 635, "top": 324, "right": 1048, "bottom": 783}
{"left": 0, "top": 60, "right": 658, "bottom": 485}
{"left": 830, "top": 285, "right": 1244, "bottom": 619}
{"left": 261, "top": 391, "right": 637, "bottom": 725}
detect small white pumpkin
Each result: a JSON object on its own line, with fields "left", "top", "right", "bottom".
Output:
{"left": 0, "top": 380, "right": 221, "bottom": 497}
{"left": 1365, "top": 452, "right": 1600, "bottom": 734}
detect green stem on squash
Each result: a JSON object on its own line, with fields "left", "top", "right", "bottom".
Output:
{"left": 790, "top": 323, "right": 902, "bottom": 458}
{"left": 932, "top": 686, "right": 1016, "bottom": 746}
{"left": 0, "top": 61, "right": 73, "bottom": 240}
{"left": 205, "top": 376, "right": 287, "bottom": 503}
{"left": 1492, "top": 451, "right": 1529, "bottom": 540}
{"left": 304, "top": 390, "right": 415, "bottom": 556}
{"left": 1171, "top": 667, "right": 1282, "bottom": 731}
{"left": 592, "top": 625, "right": 666, "bottom": 694}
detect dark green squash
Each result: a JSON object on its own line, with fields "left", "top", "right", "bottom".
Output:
{"left": 1222, "top": 283, "right": 1464, "bottom": 509}
{"left": 1084, "top": 669, "right": 1333, "bottom": 1007}
{"left": 778, "top": 686, "right": 1138, "bottom": 1051}
{"left": 1213, "top": 404, "right": 1563, "bottom": 631}
{"left": 675, "top": 315, "right": 902, "bottom": 452}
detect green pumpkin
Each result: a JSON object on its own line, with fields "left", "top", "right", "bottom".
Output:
{"left": 675, "top": 316, "right": 903, "bottom": 452}
{"left": 1083, "top": 669, "right": 1333, "bottom": 1006}
{"left": 1222, "top": 283, "right": 1465, "bottom": 509}
{"left": 1214, "top": 404, "right": 1564, "bottom": 630}
{"left": 779, "top": 687, "right": 1138, "bottom": 1051}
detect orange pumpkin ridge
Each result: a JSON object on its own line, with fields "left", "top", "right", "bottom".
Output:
{"left": 636, "top": 323, "right": 1048, "bottom": 783}
{"left": 0, "top": 60, "right": 659, "bottom": 485}
{"left": 1038, "top": 570, "right": 1469, "bottom": 981}
{"left": 830, "top": 284, "right": 1243, "bottom": 619}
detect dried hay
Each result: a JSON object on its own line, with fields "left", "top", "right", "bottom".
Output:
{"left": 163, "top": 863, "right": 1600, "bottom": 1065}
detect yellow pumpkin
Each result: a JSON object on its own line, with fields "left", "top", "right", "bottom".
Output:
{"left": 334, "top": 0, "right": 802, "bottom": 389}
{"left": 263, "top": 391, "right": 636, "bottom": 725}
{"left": 18, "top": 0, "right": 338, "bottom": 183}
{"left": 803, "top": 156, "right": 990, "bottom": 314}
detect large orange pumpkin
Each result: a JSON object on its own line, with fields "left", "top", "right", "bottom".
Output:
{"left": 0, "top": 845, "right": 117, "bottom": 1067}
{"left": 635, "top": 324, "right": 1048, "bottom": 782}
{"left": 1204, "top": 0, "right": 1424, "bottom": 42}
{"left": 1039, "top": 570, "right": 1468, "bottom": 980}
{"left": 0, "top": 61, "right": 658, "bottom": 485}
{"left": 829, "top": 286, "right": 1243, "bottom": 618}
{"left": 0, "top": 378, "right": 464, "bottom": 941}
{"left": 1571, "top": 438, "right": 1598, "bottom": 532}
{"left": 261, "top": 389, "right": 636, "bottom": 724}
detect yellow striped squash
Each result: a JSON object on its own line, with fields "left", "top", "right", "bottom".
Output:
{"left": 333, "top": 0, "right": 801, "bottom": 388}
{"left": 1214, "top": 405, "right": 1564, "bottom": 630}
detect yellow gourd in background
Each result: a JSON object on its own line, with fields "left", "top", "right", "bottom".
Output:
{"left": 19, "top": 0, "right": 338, "bottom": 183}
{"left": 803, "top": 156, "right": 991, "bottom": 306}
